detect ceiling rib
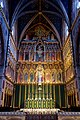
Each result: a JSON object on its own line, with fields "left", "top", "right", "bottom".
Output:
{"left": 11, "top": 0, "right": 25, "bottom": 27}
{"left": 11, "top": 0, "right": 35, "bottom": 27}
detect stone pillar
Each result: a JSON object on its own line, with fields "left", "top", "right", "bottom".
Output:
{"left": 0, "top": 68, "right": 5, "bottom": 107}
{"left": 75, "top": 66, "right": 80, "bottom": 105}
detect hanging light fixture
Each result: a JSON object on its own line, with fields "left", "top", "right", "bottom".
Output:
{"left": 77, "top": 1, "right": 80, "bottom": 9}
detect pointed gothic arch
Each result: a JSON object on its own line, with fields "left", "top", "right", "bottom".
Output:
{"left": 11, "top": 0, "right": 69, "bottom": 28}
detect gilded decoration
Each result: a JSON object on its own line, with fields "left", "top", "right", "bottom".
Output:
{"left": 66, "top": 81, "right": 75, "bottom": 95}
{"left": 35, "top": 25, "right": 49, "bottom": 38}
{"left": 5, "top": 81, "right": 13, "bottom": 95}
{"left": 35, "top": 64, "right": 44, "bottom": 82}
{"left": 17, "top": 62, "right": 63, "bottom": 84}
{"left": 63, "top": 36, "right": 74, "bottom": 83}
{"left": 16, "top": 25, "right": 66, "bottom": 109}
{"left": 45, "top": 69, "right": 51, "bottom": 82}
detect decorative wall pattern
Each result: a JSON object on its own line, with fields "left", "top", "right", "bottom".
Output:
{"left": 63, "top": 35, "right": 76, "bottom": 106}
{"left": 63, "top": 36, "right": 74, "bottom": 82}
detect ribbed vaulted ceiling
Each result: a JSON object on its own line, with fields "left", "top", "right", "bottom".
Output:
{"left": 8, "top": 0, "right": 69, "bottom": 45}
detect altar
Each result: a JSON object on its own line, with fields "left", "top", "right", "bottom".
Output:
{"left": 19, "top": 108, "right": 59, "bottom": 120}
{"left": 20, "top": 108, "right": 60, "bottom": 114}
{"left": 24, "top": 99, "right": 55, "bottom": 109}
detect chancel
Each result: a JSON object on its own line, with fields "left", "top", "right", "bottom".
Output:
{"left": 0, "top": 0, "right": 80, "bottom": 119}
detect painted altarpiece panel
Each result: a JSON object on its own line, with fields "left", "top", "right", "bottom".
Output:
{"left": 36, "top": 64, "right": 44, "bottom": 82}
{"left": 17, "top": 71, "right": 23, "bottom": 82}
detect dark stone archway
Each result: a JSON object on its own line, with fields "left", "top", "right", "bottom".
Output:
{"left": 0, "top": 25, "right": 4, "bottom": 66}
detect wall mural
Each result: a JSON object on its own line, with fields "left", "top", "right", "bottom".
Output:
{"left": 18, "top": 72, "right": 23, "bottom": 82}
{"left": 30, "top": 73, "right": 34, "bottom": 82}
{"left": 24, "top": 73, "right": 28, "bottom": 81}
{"left": 17, "top": 63, "right": 63, "bottom": 83}
{"left": 45, "top": 71, "right": 51, "bottom": 82}
{"left": 36, "top": 64, "right": 44, "bottom": 82}
{"left": 57, "top": 72, "right": 62, "bottom": 82}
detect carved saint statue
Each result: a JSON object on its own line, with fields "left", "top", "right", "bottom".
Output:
{"left": 37, "top": 46, "right": 43, "bottom": 58}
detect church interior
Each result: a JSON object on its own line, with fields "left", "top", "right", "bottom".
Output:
{"left": 0, "top": 0, "right": 80, "bottom": 113}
